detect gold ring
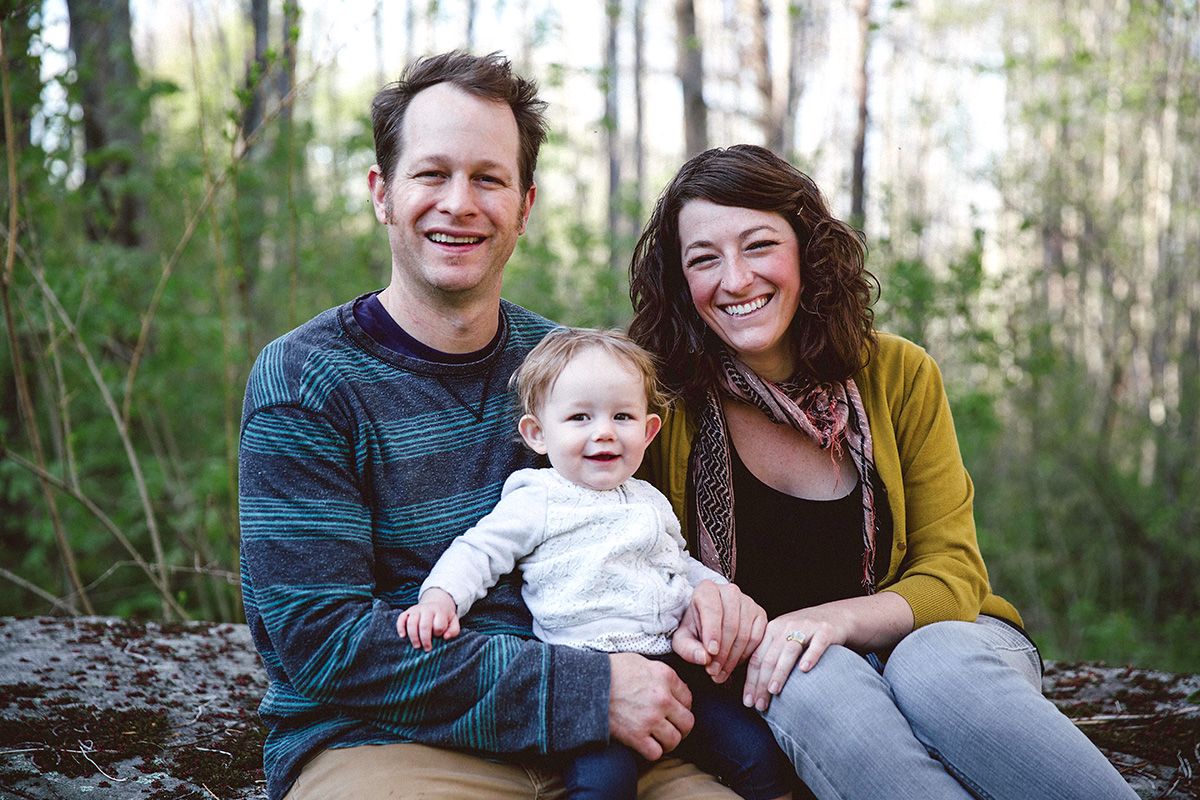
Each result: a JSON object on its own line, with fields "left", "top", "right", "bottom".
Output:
{"left": 786, "top": 631, "right": 808, "bottom": 646}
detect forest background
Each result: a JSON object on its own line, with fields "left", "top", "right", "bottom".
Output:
{"left": 1, "top": 0, "right": 1198, "bottom": 672}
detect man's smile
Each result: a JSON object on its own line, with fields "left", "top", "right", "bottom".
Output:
{"left": 427, "top": 231, "right": 485, "bottom": 245}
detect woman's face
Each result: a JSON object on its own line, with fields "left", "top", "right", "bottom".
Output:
{"left": 678, "top": 199, "right": 802, "bottom": 382}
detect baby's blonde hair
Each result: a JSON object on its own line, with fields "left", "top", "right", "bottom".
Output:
{"left": 512, "top": 328, "right": 669, "bottom": 418}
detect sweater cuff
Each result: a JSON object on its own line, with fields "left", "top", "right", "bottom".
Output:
{"left": 883, "top": 574, "right": 962, "bottom": 629}
{"left": 547, "top": 645, "right": 611, "bottom": 752}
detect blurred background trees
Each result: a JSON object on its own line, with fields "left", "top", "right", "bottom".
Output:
{"left": 1, "top": 0, "right": 1197, "bottom": 671}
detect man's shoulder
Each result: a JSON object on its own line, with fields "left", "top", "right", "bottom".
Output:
{"left": 243, "top": 299, "right": 367, "bottom": 412}
{"left": 500, "top": 299, "right": 559, "bottom": 350}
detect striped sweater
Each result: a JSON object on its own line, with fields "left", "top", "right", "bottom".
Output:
{"left": 238, "top": 297, "right": 610, "bottom": 800}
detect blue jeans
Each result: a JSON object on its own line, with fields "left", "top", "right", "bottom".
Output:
{"left": 760, "top": 616, "right": 1138, "bottom": 800}
{"left": 564, "top": 656, "right": 792, "bottom": 800}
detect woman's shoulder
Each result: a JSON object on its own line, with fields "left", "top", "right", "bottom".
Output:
{"left": 857, "top": 333, "right": 951, "bottom": 417}
{"left": 861, "top": 332, "right": 941, "bottom": 384}
{"left": 868, "top": 331, "right": 930, "bottom": 365}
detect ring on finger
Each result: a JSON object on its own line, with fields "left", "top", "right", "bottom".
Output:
{"left": 786, "top": 631, "right": 808, "bottom": 647}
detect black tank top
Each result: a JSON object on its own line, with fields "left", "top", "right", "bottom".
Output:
{"left": 728, "top": 445, "right": 893, "bottom": 619}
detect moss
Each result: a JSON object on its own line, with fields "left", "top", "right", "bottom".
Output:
{"left": 0, "top": 618, "right": 268, "bottom": 795}
{"left": 0, "top": 695, "right": 171, "bottom": 779}
{"left": 169, "top": 725, "right": 267, "bottom": 793}
{"left": 1082, "top": 714, "right": 1200, "bottom": 767}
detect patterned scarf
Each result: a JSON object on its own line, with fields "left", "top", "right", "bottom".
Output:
{"left": 690, "top": 349, "right": 879, "bottom": 593}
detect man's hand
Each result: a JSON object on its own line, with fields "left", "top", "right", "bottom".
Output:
{"left": 608, "top": 652, "right": 694, "bottom": 761}
{"left": 396, "top": 588, "right": 460, "bottom": 651}
{"left": 672, "top": 580, "right": 766, "bottom": 684}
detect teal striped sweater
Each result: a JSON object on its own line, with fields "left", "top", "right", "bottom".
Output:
{"left": 239, "top": 297, "right": 610, "bottom": 800}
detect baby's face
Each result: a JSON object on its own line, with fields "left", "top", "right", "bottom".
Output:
{"left": 519, "top": 348, "right": 661, "bottom": 492}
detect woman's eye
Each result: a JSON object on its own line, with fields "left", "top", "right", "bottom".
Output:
{"left": 747, "top": 239, "right": 778, "bottom": 252}
{"left": 685, "top": 254, "right": 716, "bottom": 270}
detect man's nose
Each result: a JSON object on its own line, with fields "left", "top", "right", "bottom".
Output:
{"left": 438, "top": 174, "right": 477, "bottom": 217}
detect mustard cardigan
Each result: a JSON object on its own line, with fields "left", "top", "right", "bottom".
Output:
{"left": 640, "top": 332, "right": 1022, "bottom": 630}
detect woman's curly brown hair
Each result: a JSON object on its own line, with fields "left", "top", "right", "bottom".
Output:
{"left": 629, "top": 144, "right": 878, "bottom": 410}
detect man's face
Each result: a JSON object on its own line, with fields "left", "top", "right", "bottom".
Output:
{"left": 369, "top": 82, "right": 535, "bottom": 309}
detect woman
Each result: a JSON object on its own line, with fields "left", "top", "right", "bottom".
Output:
{"left": 629, "top": 144, "right": 1136, "bottom": 800}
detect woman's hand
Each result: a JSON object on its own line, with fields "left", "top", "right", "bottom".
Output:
{"left": 742, "top": 593, "right": 916, "bottom": 711}
{"left": 742, "top": 610, "right": 844, "bottom": 711}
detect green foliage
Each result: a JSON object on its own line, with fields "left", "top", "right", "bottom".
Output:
{"left": 1, "top": 7, "right": 379, "bottom": 622}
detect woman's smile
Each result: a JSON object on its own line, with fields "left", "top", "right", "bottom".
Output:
{"left": 721, "top": 294, "right": 772, "bottom": 317}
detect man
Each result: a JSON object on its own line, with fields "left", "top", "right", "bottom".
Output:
{"left": 239, "top": 51, "right": 763, "bottom": 800}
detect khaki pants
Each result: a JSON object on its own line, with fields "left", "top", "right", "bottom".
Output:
{"left": 284, "top": 742, "right": 740, "bottom": 800}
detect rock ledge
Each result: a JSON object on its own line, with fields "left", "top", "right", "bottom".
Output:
{"left": 1, "top": 617, "right": 1197, "bottom": 799}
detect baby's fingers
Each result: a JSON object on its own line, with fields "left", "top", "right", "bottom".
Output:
{"left": 397, "top": 610, "right": 428, "bottom": 651}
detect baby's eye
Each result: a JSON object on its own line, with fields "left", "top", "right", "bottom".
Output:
{"left": 568, "top": 413, "right": 589, "bottom": 421}
{"left": 614, "top": 413, "right": 634, "bottom": 421}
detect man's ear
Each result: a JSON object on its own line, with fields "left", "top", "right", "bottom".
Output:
{"left": 368, "top": 165, "right": 389, "bottom": 224}
{"left": 518, "top": 413, "right": 548, "bottom": 454}
{"left": 518, "top": 183, "right": 536, "bottom": 234}
{"left": 644, "top": 413, "right": 662, "bottom": 445}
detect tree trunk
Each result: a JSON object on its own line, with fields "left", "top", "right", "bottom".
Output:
{"left": 632, "top": 0, "right": 645, "bottom": 219}
{"left": 65, "top": 0, "right": 145, "bottom": 246}
{"left": 741, "top": 0, "right": 778, "bottom": 153}
{"left": 374, "top": 0, "right": 386, "bottom": 87}
{"left": 605, "top": 0, "right": 622, "bottom": 274}
{"left": 466, "top": 0, "right": 478, "bottom": 50}
{"left": 278, "top": 1, "right": 299, "bottom": 123}
{"left": 780, "top": 1, "right": 809, "bottom": 158}
{"left": 676, "top": 0, "right": 707, "bottom": 158}
{"left": 0, "top": 6, "right": 38, "bottom": 159}
{"left": 850, "top": 0, "right": 870, "bottom": 231}
{"left": 404, "top": 0, "right": 415, "bottom": 65}
{"left": 241, "top": 0, "right": 270, "bottom": 144}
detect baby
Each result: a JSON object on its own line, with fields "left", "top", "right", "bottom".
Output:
{"left": 398, "top": 328, "right": 791, "bottom": 800}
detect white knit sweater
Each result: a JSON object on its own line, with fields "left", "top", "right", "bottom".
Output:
{"left": 421, "top": 468, "right": 726, "bottom": 654}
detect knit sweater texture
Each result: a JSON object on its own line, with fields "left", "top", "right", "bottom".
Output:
{"left": 239, "top": 297, "right": 609, "bottom": 800}
{"left": 640, "top": 332, "right": 1022, "bottom": 630}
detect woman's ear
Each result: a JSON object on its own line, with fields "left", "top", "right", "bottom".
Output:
{"left": 518, "top": 414, "right": 548, "bottom": 454}
{"left": 644, "top": 413, "right": 662, "bottom": 445}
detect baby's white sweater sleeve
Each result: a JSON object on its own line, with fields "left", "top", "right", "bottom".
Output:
{"left": 420, "top": 470, "right": 550, "bottom": 618}
{"left": 644, "top": 479, "right": 727, "bottom": 588}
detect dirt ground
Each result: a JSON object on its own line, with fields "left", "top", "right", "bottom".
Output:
{"left": 1, "top": 616, "right": 1197, "bottom": 799}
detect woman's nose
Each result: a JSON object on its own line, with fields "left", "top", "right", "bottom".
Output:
{"left": 720, "top": 255, "right": 754, "bottom": 293}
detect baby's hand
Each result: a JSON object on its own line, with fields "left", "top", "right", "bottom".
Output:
{"left": 397, "top": 588, "right": 460, "bottom": 651}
